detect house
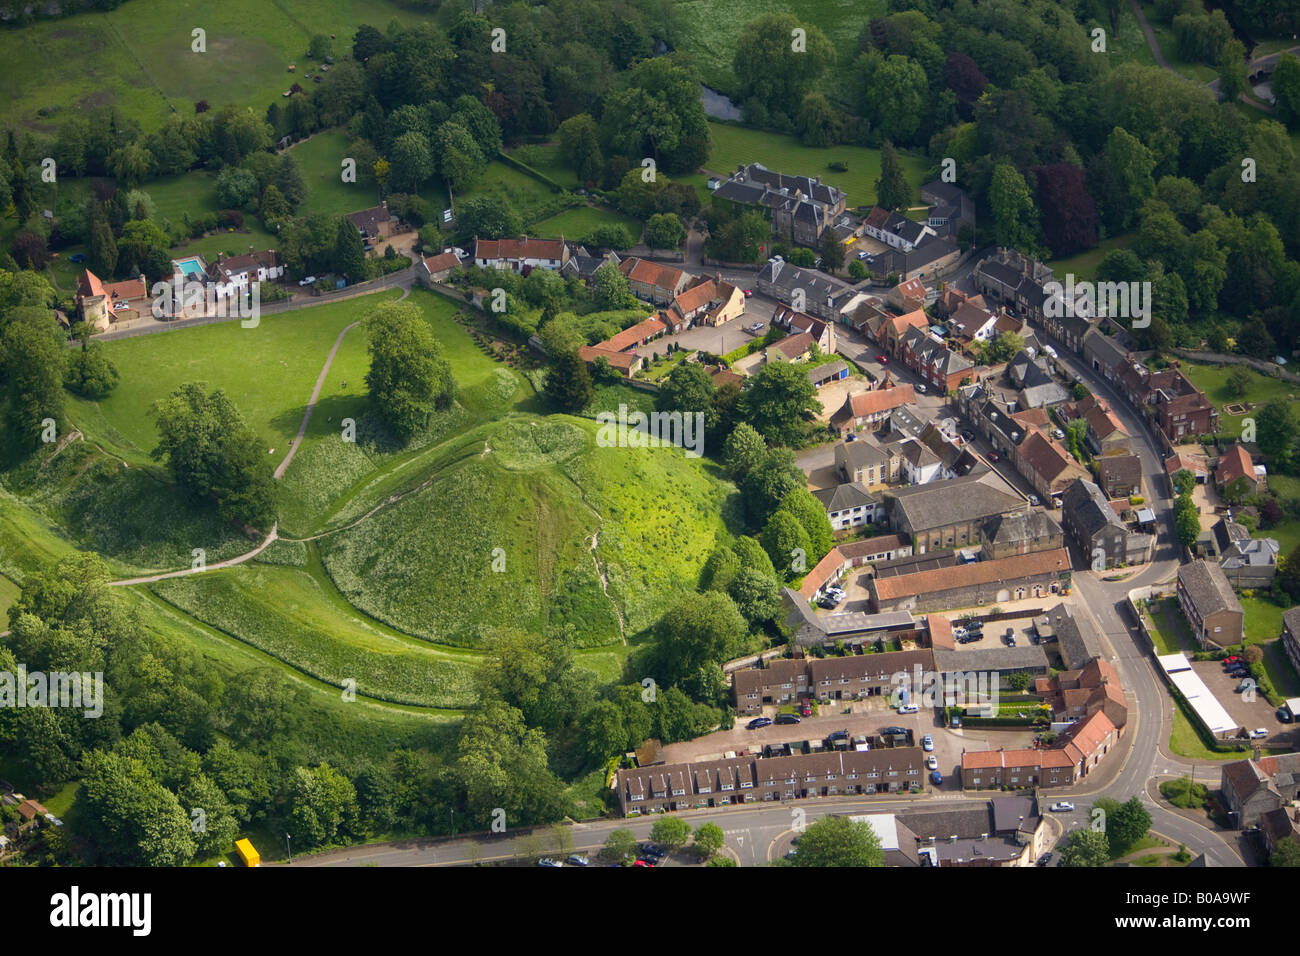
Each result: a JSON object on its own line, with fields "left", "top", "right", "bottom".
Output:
{"left": 766, "top": 331, "right": 815, "bottom": 363}
{"left": 771, "top": 305, "right": 836, "bottom": 352}
{"left": 867, "top": 548, "right": 1071, "bottom": 613}
{"left": 757, "top": 257, "right": 851, "bottom": 321}
{"left": 1220, "top": 753, "right": 1300, "bottom": 829}
{"left": 1036, "top": 653, "right": 1128, "bottom": 729}
{"left": 979, "top": 510, "right": 1065, "bottom": 560}
{"left": 839, "top": 293, "right": 889, "bottom": 333}
{"left": 415, "top": 250, "right": 462, "bottom": 285}
{"left": 1281, "top": 608, "right": 1300, "bottom": 677}
{"left": 474, "top": 236, "right": 572, "bottom": 273}
{"left": 946, "top": 300, "right": 999, "bottom": 349}
{"left": 347, "top": 203, "right": 394, "bottom": 242}
{"left": 892, "top": 796, "right": 1046, "bottom": 867}
{"left": 887, "top": 277, "right": 928, "bottom": 312}
{"left": 620, "top": 257, "right": 690, "bottom": 305}
{"left": 1165, "top": 450, "right": 1210, "bottom": 489}
{"left": 864, "top": 208, "right": 935, "bottom": 253}
{"left": 889, "top": 437, "right": 943, "bottom": 486}
{"left": 898, "top": 325, "right": 976, "bottom": 393}
{"left": 668, "top": 276, "right": 745, "bottom": 327}
{"left": 919, "top": 180, "right": 975, "bottom": 240}
{"left": 604, "top": 315, "right": 668, "bottom": 352}
{"left": 828, "top": 383, "right": 916, "bottom": 435}
{"left": 883, "top": 471, "right": 1026, "bottom": 554}
{"left": 75, "top": 269, "right": 149, "bottom": 331}
{"left": 1016, "top": 430, "right": 1088, "bottom": 501}
{"left": 960, "top": 748, "right": 1077, "bottom": 791}
{"left": 577, "top": 345, "right": 642, "bottom": 378}
{"left": 838, "top": 535, "right": 913, "bottom": 566}
{"left": 1007, "top": 351, "right": 1069, "bottom": 409}
{"left": 714, "top": 163, "right": 847, "bottom": 247}
{"left": 879, "top": 309, "right": 930, "bottom": 355}
{"left": 812, "top": 481, "right": 880, "bottom": 530}
{"left": 1096, "top": 452, "right": 1143, "bottom": 499}
{"left": 973, "top": 249, "right": 1057, "bottom": 321}
{"left": 1081, "top": 400, "right": 1129, "bottom": 454}
{"left": 1218, "top": 536, "right": 1280, "bottom": 589}
{"left": 1176, "top": 559, "right": 1244, "bottom": 648}
{"left": 206, "top": 248, "right": 284, "bottom": 299}
{"left": 807, "top": 360, "right": 849, "bottom": 389}
{"left": 1260, "top": 807, "right": 1300, "bottom": 856}
{"left": 1145, "top": 367, "right": 1219, "bottom": 440}
{"left": 1216, "top": 444, "right": 1264, "bottom": 496}
{"left": 1060, "top": 479, "right": 1153, "bottom": 569}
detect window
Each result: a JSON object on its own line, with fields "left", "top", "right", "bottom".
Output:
{"left": 671, "top": 788, "right": 685, "bottom": 797}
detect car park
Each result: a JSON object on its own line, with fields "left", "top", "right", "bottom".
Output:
{"left": 922, "top": 734, "right": 934, "bottom": 751}
{"left": 1251, "top": 728, "right": 1269, "bottom": 739}
{"left": 747, "top": 717, "right": 772, "bottom": 729}
{"left": 775, "top": 714, "right": 801, "bottom": 725}
{"left": 1049, "top": 802, "right": 1074, "bottom": 812}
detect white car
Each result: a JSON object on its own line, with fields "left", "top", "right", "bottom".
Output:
{"left": 1250, "top": 728, "right": 1269, "bottom": 739}
{"left": 298, "top": 275, "right": 317, "bottom": 286}
{"left": 1028, "top": 494, "right": 1041, "bottom": 506}
{"left": 897, "top": 704, "right": 919, "bottom": 715}
{"left": 921, "top": 734, "right": 934, "bottom": 752}
{"left": 925, "top": 754, "right": 938, "bottom": 770}
{"left": 1049, "top": 802, "right": 1075, "bottom": 812}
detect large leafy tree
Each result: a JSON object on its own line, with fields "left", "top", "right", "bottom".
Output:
{"left": 874, "top": 142, "right": 911, "bottom": 211}
{"left": 989, "top": 163, "right": 1038, "bottom": 252}
{"left": 557, "top": 113, "right": 603, "bottom": 183}
{"left": 78, "top": 750, "right": 197, "bottom": 866}
{"left": 600, "top": 57, "right": 711, "bottom": 174}
{"left": 2, "top": 314, "right": 66, "bottom": 447}
{"left": 738, "top": 361, "right": 821, "bottom": 447}
{"left": 365, "top": 301, "right": 457, "bottom": 442}
{"left": 742, "top": 447, "right": 806, "bottom": 527}
{"left": 733, "top": 14, "right": 835, "bottom": 117}
{"left": 653, "top": 591, "right": 747, "bottom": 693}
{"left": 656, "top": 362, "right": 717, "bottom": 435}
{"left": 388, "top": 130, "right": 435, "bottom": 193}
{"left": 542, "top": 348, "right": 593, "bottom": 413}
{"left": 333, "top": 216, "right": 367, "bottom": 282}
{"left": 790, "top": 816, "right": 884, "bottom": 867}
{"left": 1058, "top": 828, "right": 1111, "bottom": 867}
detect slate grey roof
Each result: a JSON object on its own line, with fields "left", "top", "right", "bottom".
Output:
{"left": 887, "top": 472, "right": 1024, "bottom": 533}
{"left": 838, "top": 438, "right": 890, "bottom": 470}
{"left": 1062, "top": 479, "right": 1124, "bottom": 538}
{"left": 1082, "top": 328, "right": 1130, "bottom": 372}
{"left": 1044, "top": 602, "right": 1100, "bottom": 669}
{"left": 990, "top": 795, "right": 1041, "bottom": 836}
{"left": 1178, "top": 560, "right": 1242, "bottom": 618}
{"left": 981, "top": 510, "right": 1062, "bottom": 548}
{"left": 1284, "top": 607, "right": 1300, "bottom": 638}
{"left": 813, "top": 481, "right": 877, "bottom": 513}
{"left": 932, "top": 645, "right": 1050, "bottom": 675}
{"left": 1221, "top": 537, "right": 1279, "bottom": 571}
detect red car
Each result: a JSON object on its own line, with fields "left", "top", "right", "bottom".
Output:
{"left": 800, "top": 702, "right": 812, "bottom": 717}
{"left": 744, "top": 289, "right": 753, "bottom": 298}
{"left": 877, "top": 354, "right": 889, "bottom": 364}
{"left": 1224, "top": 656, "right": 1243, "bottom": 664}
{"left": 633, "top": 859, "right": 655, "bottom": 867}
{"left": 988, "top": 452, "right": 1000, "bottom": 462}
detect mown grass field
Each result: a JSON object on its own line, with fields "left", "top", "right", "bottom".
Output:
{"left": 0, "top": 0, "right": 434, "bottom": 132}
{"left": 1179, "top": 362, "right": 1299, "bottom": 434}
{"left": 506, "top": 144, "right": 583, "bottom": 190}
{"left": 68, "top": 289, "right": 404, "bottom": 461}
{"left": 149, "top": 559, "right": 480, "bottom": 710}
{"left": 532, "top": 205, "right": 644, "bottom": 241}
{"left": 1047, "top": 233, "right": 1138, "bottom": 284}
{"left": 703, "top": 122, "right": 930, "bottom": 207}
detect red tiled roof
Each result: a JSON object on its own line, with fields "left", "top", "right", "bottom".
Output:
{"left": 927, "top": 615, "right": 954, "bottom": 649}
{"left": 604, "top": 316, "right": 668, "bottom": 352}
{"left": 420, "top": 251, "right": 461, "bottom": 274}
{"left": 475, "top": 236, "right": 567, "bottom": 261}
{"left": 622, "top": 257, "right": 686, "bottom": 291}
{"left": 871, "top": 549, "right": 1070, "bottom": 601}
{"left": 1216, "top": 444, "right": 1253, "bottom": 486}
{"left": 578, "top": 345, "right": 639, "bottom": 371}
{"left": 799, "top": 547, "right": 847, "bottom": 600}
{"left": 837, "top": 384, "right": 916, "bottom": 421}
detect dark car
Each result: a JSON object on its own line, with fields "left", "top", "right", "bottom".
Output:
{"left": 880, "top": 726, "right": 908, "bottom": 737}
{"left": 930, "top": 770, "right": 943, "bottom": 785}
{"left": 640, "top": 843, "right": 666, "bottom": 858}
{"left": 775, "top": 714, "right": 801, "bottom": 725}
{"left": 69, "top": 253, "right": 86, "bottom": 263}
{"left": 1278, "top": 707, "right": 1294, "bottom": 723}
{"left": 827, "top": 730, "right": 849, "bottom": 742}
{"left": 747, "top": 717, "right": 773, "bottom": 729}
{"left": 950, "top": 714, "right": 962, "bottom": 728}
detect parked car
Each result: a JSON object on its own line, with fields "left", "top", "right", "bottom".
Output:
{"left": 114, "top": 300, "right": 130, "bottom": 309}
{"left": 1051, "top": 428, "right": 1065, "bottom": 440}
{"left": 800, "top": 701, "right": 812, "bottom": 717}
{"left": 953, "top": 626, "right": 968, "bottom": 640}
{"left": 1235, "top": 681, "right": 1253, "bottom": 693}
{"left": 1278, "top": 706, "right": 1294, "bottom": 723}
{"left": 69, "top": 253, "right": 85, "bottom": 263}
{"left": 915, "top": 383, "right": 927, "bottom": 393}
{"left": 743, "top": 289, "right": 753, "bottom": 298}
{"left": 775, "top": 714, "right": 801, "bottom": 725}
{"left": 1004, "top": 628, "right": 1017, "bottom": 646}
{"left": 897, "top": 704, "right": 919, "bottom": 715}
{"left": 747, "top": 717, "right": 773, "bottom": 729}
{"left": 930, "top": 771, "right": 943, "bottom": 785}
{"left": 746, "top": 321, "right": 764, "bottom": 333}
{"left": 1028, "top": 494, "right": 1041, "bottom": 506}
{"left": 949, "top": 714, "right": 962, "bottom": 728}
{"left": 1223, "top": 656, "right": 1242, "bottom": 664}
{"left": 566, "top": 854, "right": 589, "bottom": 866}
{"left": 640, "top": 843, "right": 666, "bottom": 858}
{"left": 827, "top": 730, "right": 849, "bottom": 742}
{"left": 817, "top": 594, "right": 841, "bottom": 609}
{"left": 633, "top": 858, "right": 654, "bottom": 867}
{"left": 536, "top": 858, "right": 563, "bottom": 867}
{"left": 922, "top": 734, "right": 934, "bottom": 751}
{"left": 988, "top": 451, "right": 1000, "bottom": 462}
{"left": 925, "top": 754, "right": 938, "bottom": 770}
{"left": 1049, "top": 802, "right": 1075, "bottom": 812}
{"left": 877, "top": 354, "right": 889, "bottom": 364}
{"left": 1038, "top": 852, "right": 1053, "bottom": 866}
{"left": 298, "top": 276, "right": 317, "bottom": 286}
{"left": 1250, "top": 728, "right": 1269, "bottom": 739}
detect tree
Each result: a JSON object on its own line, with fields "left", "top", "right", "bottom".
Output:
{"left": 433, "top": 121, "right": 487, "bottom": 190}
{"left": 78, "top": 751, "right": 196, "bottom": 866}
{"left": 645, "top": 212, "right": 686, "bottom": 250}
{"left": 819, "top": 229, "right": 844, "bottom": 275}
{"left": 1035, "top": 163, "right": 1099, "bottom": 258}
{"left": 859, "top": 53, "right": 928, "bottom": 144}
{"left": 288, "top": 761, "right": 359, "bottom": 849}
{"left": 215, "top": 166, "right": 260, "bottom": 209}
{"left": 726, "top": 566, "right": 782, "bottom": 625}
{"left": 3, "top": 317, "right": 67, "bottom": 446}
{"left": 778, "top": 487, "right": 834, "bottom": 562}
{"left": 738, "top": 361, "right": 822, "bottom": 447}
{"left": 657, "top": 362, "right": 717, "bottom": 435}
{"left": 791, "top": 815, "right": 884, "bottom": 867}
{"left": 874, "top": 142, "right": 911, "bottom": 211}
{"left": 365, "top": 301, "right": 457, "bottom": 442}
{"left": 600, "top": 57, "right": 711, "bottom": 174}
{"left": 1058, "top": 828, "right": 1111, "bottom": 867}
{"left": 1225, "top": 366, "right": 1253, "bottom": 399}
{"left": 723, "top": 421, "right": 767, "bottom": 481}
{"left": 88, "top": 216, "right": 118, "bottom": 278}
{"left": 733, "top": 14, "right": 835, "bottom": 117}
{"left": 455, "top": 700, "right": 568, "bottom": 826}
{"left": 760, "top": 510, "right": 812, "bottom": 579}
{"left": 106, "top": 143, "right": 153, "bottom": 188}
{"left": 177, "top": 772, "right": 241, "bottom": 857}
{"left": 650, "top": 816, "right": 691, "bottom": 850}
{"left": 602, "top": 828, "right": 638, "bottom": 864}
{"left": 983, "top": 331, "right": 1025, "bottom": 365}
{"left": 1256, "top": 402, "right": 1298, "bottom": 467}
{"left": 1175, "top": 493, "right": 1201, "bottom": 549}
{"left": 653, "top": 591, "right": 747, "bottom": 693}
{"left": 388, "top": 131, "right": 435, "bottom": 192}
{"left": 333, "top": 216, "right": 367, "bottom": 282}
{"left": 1236, "top": 318, "right": 1276, "bottom": 359}
{"left": 989, "top": 164, "right": 1038, "bottom": 252}
{"left": 65, "top": 341, "right": 119, "bottom": 398}
{"left": 557, "top": 113, "right": 603, "bottom": 183}
{"left": 454, "top": 195, "right": 522, "bottom": 241}
{"left": 795, "top": 91, "right": 840, "bottom": 147}
{"left": 308, "top": 33, "right": 333, "bottom": 59}
{"left": 1272, "top": 54, "right": 1300, "bottom": 128}
{"left": 1272, "top": 836, "right": 1300, "bottom": 866}
{"left": 693, "top": 821, "right": 726, "bottom": 859}
{"left": 1217, "top": 38, "right": 1249, "bottom": 103}
{"left": 1107, "top": 796, "right": 1152, "bottom": 856}
{"left": 742, "top": 447, "right": 806, "bottom": 527}
{"left": 273, "top": 154, "right": 307, "bottom": 208}
{"left": 1100, "top": 127, "right": 1155, "bottom": 231}
{"left": 1171, "top": 468, "right": 1196, "bottom": 497}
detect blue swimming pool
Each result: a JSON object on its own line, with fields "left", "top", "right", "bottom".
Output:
{"left": 175, "top": 257, "right": 205, "bottom": 278}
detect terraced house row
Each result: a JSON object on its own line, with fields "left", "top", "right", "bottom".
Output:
{"left": 615, "top": 747, "right": 928, "bottom": 816}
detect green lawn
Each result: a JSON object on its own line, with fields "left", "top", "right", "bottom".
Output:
{"left": 703, "top": 122, "right": 930, "bottom": 208}
{"left": 1146, "top": 597, "right": 1198, "bottom": 654}
{"left": 290, "top": 128, "right": 385, "bottom": 220}
{"left": 1047, "top": 233, "right": 1138, "bottom": 284}
{"left": 532, "top": 205, "right": 643, "bottom": 242}
{"left": 1169, "top": 699, "right": 1249, "bottom": 760}
{"left": 1178, "top": 362, "right": 1298, "bottom": 437}
{"left": 457, "top": 161, "right": 570, "bottom": 229}
{"left": 0, "top": 0, "right": 433, "bottom": 132}
{"left": 506, "top": 144, "right": 582, "bottom": 189}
